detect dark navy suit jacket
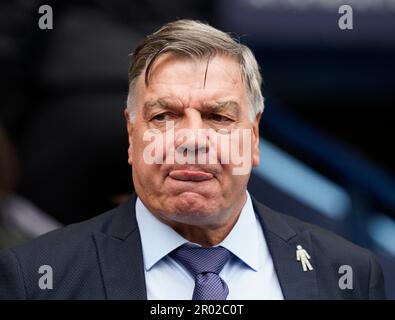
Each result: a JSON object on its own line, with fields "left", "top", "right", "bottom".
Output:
{"left": 0, "top": 194, "right": 386, "bottom": 299}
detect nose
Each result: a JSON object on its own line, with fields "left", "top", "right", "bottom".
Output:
{"left": 174, "top": 109, "right": 209, "bottom": 155}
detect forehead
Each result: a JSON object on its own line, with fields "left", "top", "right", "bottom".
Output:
{"left": 134, "top": 53, "right": 247, "bottom": 108}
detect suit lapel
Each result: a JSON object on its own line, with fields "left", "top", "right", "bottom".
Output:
{"left": 252, "top": 198, "right": 320, "bottom": 299}
{"left": 93, "top": 194, "right": 147, "bottom": 300}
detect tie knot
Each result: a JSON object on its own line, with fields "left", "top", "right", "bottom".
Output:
{"left": 170, "top": 245, "right": 232, "bottom": 277}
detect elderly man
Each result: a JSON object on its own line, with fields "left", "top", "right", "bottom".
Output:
{"left": 0, "top": 20, "right": 385, "bottom": 300}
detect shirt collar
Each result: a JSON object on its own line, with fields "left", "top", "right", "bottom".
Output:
{"left": 135, "top": 191, "right": 262, "bottom": 271}
{"left": 218, "top": 192, "right": 261, "bottom": 271}
{"left": 136, "top": 198, "right": 188, "bottom": 271}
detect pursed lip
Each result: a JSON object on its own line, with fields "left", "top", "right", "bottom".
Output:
{"left": 165, "top": 165, "right": 219, "bottom": 182}
{"left": 169, "top": 169, "right": 214, "bottom": 181}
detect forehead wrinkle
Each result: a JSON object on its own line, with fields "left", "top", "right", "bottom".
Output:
{"left": 205, "top": 56, "right": 241, "bottom": 87}
{"left": 202, "top": 57, "right": 211, "bottom": 90}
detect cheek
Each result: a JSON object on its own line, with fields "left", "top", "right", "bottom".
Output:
{"left": 219, "top": 168, "right": 249, "bottom": 199}
{"left": 208, "top": 131, "right": 241, "bottom": 162}
{"left": 131, "top": 131, "right": 151, "bottom": 170}
{"left": 132, "top": 130, "right": 165, "bottom": 178}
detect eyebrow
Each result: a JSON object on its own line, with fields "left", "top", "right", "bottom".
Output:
{"left": 142, "top": 98, "right": 241, "bottom": 119}
{"left": 201, "top": 100, "right": 241, "bottom": 117}
{"left": 142, "top": 98, "right": 182, "bottom": 119}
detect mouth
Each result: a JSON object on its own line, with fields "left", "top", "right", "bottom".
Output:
{"left": 169, "top": 169, "right": 214, "bottom": 182}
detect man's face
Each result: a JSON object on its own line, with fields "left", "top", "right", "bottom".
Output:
{"left": 126, "top": 53, "right": 260, "bottom": 228}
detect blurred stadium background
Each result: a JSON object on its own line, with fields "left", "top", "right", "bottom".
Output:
{"left": 0, "top": 0, "right": 394, "bottom": 298}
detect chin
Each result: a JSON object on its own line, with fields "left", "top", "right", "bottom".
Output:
{"left": 168, "top": 193, "right": 219, "bottom": 222}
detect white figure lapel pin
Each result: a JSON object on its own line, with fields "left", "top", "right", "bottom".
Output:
{"left": 296, "top": 245, "right": 313, "bottom": 271}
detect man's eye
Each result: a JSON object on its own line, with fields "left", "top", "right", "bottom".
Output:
{"left": 208, "top": 114, "right": 232, "bottom": 122}
{"left": 151, "top": 113, "right": 171, "bottom": 121}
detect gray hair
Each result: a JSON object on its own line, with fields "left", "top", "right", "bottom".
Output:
{"left": 126, "top": 19, "right": 264, "bottom": 122}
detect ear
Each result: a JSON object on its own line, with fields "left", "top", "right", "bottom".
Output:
{"left": 124, "top": 109, "right": 134, "bottom": 165}
{"left": 252, "top": 112, "right": 261, "bottom": 167}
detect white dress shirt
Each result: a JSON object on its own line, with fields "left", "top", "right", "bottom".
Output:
{"left": 135, "top": 191, "right": 284, "bottom": 300}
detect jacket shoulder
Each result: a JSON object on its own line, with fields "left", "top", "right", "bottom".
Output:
{"left": 12, "top": 206, "right": 118, "bottom": 255}
{"left": 258, "top": 203, "right": 386, "bottom": 299}
{"left": 279, "top": 210, "right": 370, "bottom": 258}
{"left": 256, "top": 199, "right": 371, "bottom": 259}
{"left": 0, "top": 203, "right": 129, "bottom": 299}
